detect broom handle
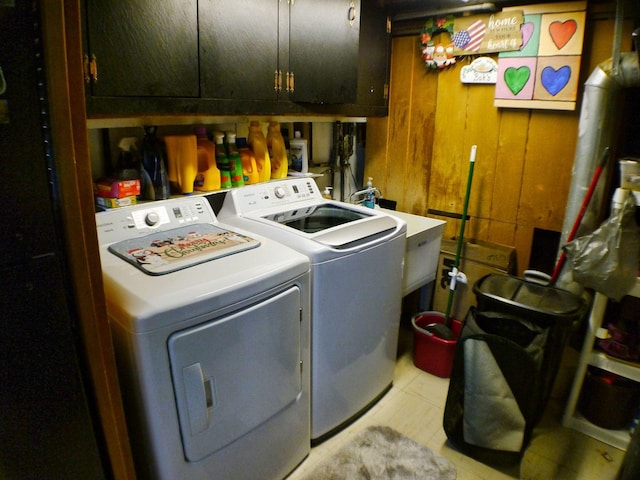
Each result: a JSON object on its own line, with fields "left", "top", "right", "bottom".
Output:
{"left": 445, "top": 145, "right": 477, "bottom": 322}
{"left": 550, "top": 146, "right": 610, "bottom": 285}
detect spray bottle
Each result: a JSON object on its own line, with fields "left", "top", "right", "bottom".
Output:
{"left": 139, "top": 127, "right": 170, "bottom": 200}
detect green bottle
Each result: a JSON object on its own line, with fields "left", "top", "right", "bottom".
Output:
{"left": 214, "top": 132, "right": 232, "bottom": 188}
{"left": 226, "top": 132, "right": 245, "bottom": 188}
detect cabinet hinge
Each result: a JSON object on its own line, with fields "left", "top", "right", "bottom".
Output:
{"left": 386, "top": 17, "right": 392, "bottom": 34}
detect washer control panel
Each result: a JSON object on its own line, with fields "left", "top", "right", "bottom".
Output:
{"left": 230, "top": 179, "right": 321, "bottom": 213}
{"left": 96, "top": 197, "right": 215, "bottom": 246}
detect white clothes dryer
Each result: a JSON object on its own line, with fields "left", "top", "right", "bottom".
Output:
{"left": 214, "top": 178, "right": 406, "bottom": 441}
{"left": 96, "top": 196, "right": 310, "bottom": 480}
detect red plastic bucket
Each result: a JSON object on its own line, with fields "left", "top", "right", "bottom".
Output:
{"left": 411, "top": 311, "right": 462, "bottom": 378}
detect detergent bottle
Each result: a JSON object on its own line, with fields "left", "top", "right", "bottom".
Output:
{"left": 237, "top": 137, "right": 259, "bottom": 185}
{"left": 288, "top": 130, "right": 308, "bottom": 174}
{"left": 214, "top": 132, "right": 232, "bottom": 188}
{"left": 226, "top": 132, "right": 245, "bottom": 188}
{"left": 139, "top": 127, "right": 170, "bottom": 200}
{"left": 248, "top": 121, "right": 271, "bottom": 183}
{"left": 266, "top": 121, "right": 288, "bottom": 179}
{"left": 193, "top": 126, "right": 221, "bottom": 192}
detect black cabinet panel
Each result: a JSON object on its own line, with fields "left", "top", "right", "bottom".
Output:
{"left": 289, "top": 0, "right": 360, "bottom": 104}
{"left": 357, "top": 1, "right": 389, "bottom": 107}
{"left": 85, "top": 0, "right": 199, "bottom": 97}
{"left": 199, "top": 0, "right": 280, "bottom": 101}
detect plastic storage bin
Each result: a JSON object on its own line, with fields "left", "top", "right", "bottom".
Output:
{"left": 412, "top": 311, "right": 462, "bottom": 378}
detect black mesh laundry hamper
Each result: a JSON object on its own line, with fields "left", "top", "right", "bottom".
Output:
{"left": 443, "top": 274, "right": 588, "bottom": 465}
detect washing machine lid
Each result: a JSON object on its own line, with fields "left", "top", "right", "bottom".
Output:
{"left": 216, "top": 179, "right": 405, "bottom": 250}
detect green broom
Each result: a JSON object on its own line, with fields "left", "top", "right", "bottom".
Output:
{"left": 444, "top": 145, "right": 477, "bottom": 329}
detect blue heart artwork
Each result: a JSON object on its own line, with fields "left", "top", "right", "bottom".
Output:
{"left": 541, "top": 65, "right": 571, "bottom": 96}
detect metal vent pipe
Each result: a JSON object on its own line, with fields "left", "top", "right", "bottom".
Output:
{"left": 556, "top": 50, "right": 640, "bottom": 288}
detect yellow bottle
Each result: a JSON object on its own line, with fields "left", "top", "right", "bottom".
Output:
{"left": 163, "top": 134, "right": 198, "bottom": 195}
{"left": 237, "top": 137, "right": 259, "bottom": 185}
{"left": 193, "top": 126, "right": 221, "bottom": 191}
{"left": 247, "top": 121, "right": 271, "bottom": 183}
{"left": 266, "top": 121, "right": 288, "bottom": 179}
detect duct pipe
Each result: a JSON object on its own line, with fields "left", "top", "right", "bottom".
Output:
{"left": 556, "top": 51, "right": 640, "bottom": 288}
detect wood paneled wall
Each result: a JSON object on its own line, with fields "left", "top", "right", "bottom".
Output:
{"left": 365, "top": 9, "right": 634, "bottom": 276}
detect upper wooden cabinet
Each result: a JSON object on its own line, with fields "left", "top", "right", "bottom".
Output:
{"left": 83, "top": 0, "right": 387, "bottom": 116}
{"left": 83, "top": 0, "right": 199, "bottom": 98}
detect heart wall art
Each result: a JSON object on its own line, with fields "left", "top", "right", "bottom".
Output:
{"left": 494, "top": 1, "right": 586, "bottom": 111}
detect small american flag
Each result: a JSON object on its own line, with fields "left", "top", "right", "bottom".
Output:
{"left": 453, "top": 19, "right": 487, "bottom": 52}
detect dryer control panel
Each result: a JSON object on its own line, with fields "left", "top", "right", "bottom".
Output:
{"left": 95, "top": 197, "right": 216, "bottom": 246}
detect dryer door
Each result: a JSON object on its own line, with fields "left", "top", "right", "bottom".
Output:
{"left": 168, "top": 286, "right": 303, "bottom": 462}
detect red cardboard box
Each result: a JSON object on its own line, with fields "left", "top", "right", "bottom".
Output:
{"left": 94, "top": 178, "right": 140, "bottom": 198}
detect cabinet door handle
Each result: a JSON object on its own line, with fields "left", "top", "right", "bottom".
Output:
{"left": 348, "top": 1, "right": 356, "bottom": 26}
{"left": 287, "top": 72, "right": 294, "bottom": 93}
{"left": 274, "top": 70, "right": 279, "bottom": 91}
{"left": 89, "top": 54, "right": 98, "bottom": 82}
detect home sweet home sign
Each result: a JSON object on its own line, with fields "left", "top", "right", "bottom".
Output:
{"left": 494, "top": 1, "right": 587, "bottom": 111}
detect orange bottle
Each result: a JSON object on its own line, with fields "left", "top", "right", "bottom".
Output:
{"left": 237, "top": 137, "right": 259, "bottom": 185}
{"left": 193, "top": 126, "right": 221, "bottom": 191}
{"left": 247, "top": 121, "right": 271, "bottom": 183}
{"left": 266, "top": 121, "right": 287, "bottom": 179}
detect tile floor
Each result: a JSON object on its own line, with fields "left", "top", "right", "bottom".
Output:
{"left": 286, "top": 321, "right": 627, "bottom": 480}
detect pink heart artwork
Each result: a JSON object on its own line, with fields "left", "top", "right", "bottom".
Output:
{"left": 520, "top": 22, "right": 535, "bottom": 50}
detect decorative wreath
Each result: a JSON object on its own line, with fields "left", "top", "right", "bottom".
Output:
{"left": 419, "top": 15, "right": 457, "bottom": 70}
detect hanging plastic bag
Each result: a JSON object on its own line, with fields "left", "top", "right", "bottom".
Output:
{"left": 563, "top": 190, "right": 639, "bottom": 302}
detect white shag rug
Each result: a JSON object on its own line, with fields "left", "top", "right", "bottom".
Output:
{"left": 302, "top": 425, "right": 457, "bottom": 480}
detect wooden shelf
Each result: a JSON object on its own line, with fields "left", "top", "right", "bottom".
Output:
{"left": 562, "top": 279, "right": 640, "bottom": 452}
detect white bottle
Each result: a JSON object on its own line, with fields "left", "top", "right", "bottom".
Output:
{"left": 288, "top": 131, "right": 308, "bottom": 174}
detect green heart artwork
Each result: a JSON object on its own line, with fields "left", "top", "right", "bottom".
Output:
{"left": 504, "top": 66, "right": 531, "bottom": 96}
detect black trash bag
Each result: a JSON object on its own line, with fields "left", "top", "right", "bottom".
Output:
{"left": 563, "top": 190, "right": 639, "bottom": 302}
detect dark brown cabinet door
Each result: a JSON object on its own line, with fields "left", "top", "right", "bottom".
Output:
{"left": 289, "top": 0, "right": 360, "bottom": 104}
{"left": 357, "top": 1, "right": 390, "bottom": 107}
{"left": 84, "top": 0, "right": 199, "bottom": 97}
{"left": 199, "top": 0, "right": 281, "bottom": 102}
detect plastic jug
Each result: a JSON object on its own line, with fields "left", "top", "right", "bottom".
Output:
{"left": 288, "top": 130, "right": 308, "bottom": 174}
{"left": 226, "top": 132, "right": 245, "bottom": 188}
{"left": 266, "top": 121, "right": 287, "bottom": 179}
{"left": 163, "top": 134, "right": 198, "bottom": 195}
{"left": 193, "top": 126, "right": 221, "bottom": 192}
{"left": 139, "top": 127, "right": 170, "bottom": 200}
{"left": 214, "top": 132, "right": 232, "bottom": 188}
{"left": 237, "top": 137, "right": 259, "bottom": 185}
{"left": 248, "top": 121, "right": 271, "bottom": 183}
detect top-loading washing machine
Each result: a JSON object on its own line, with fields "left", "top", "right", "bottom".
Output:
{"left": 95, "top": 195, "right": 311, "bottom": 480}
{"left": 214, "top": 178, "right": 407, "bottom": 441}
